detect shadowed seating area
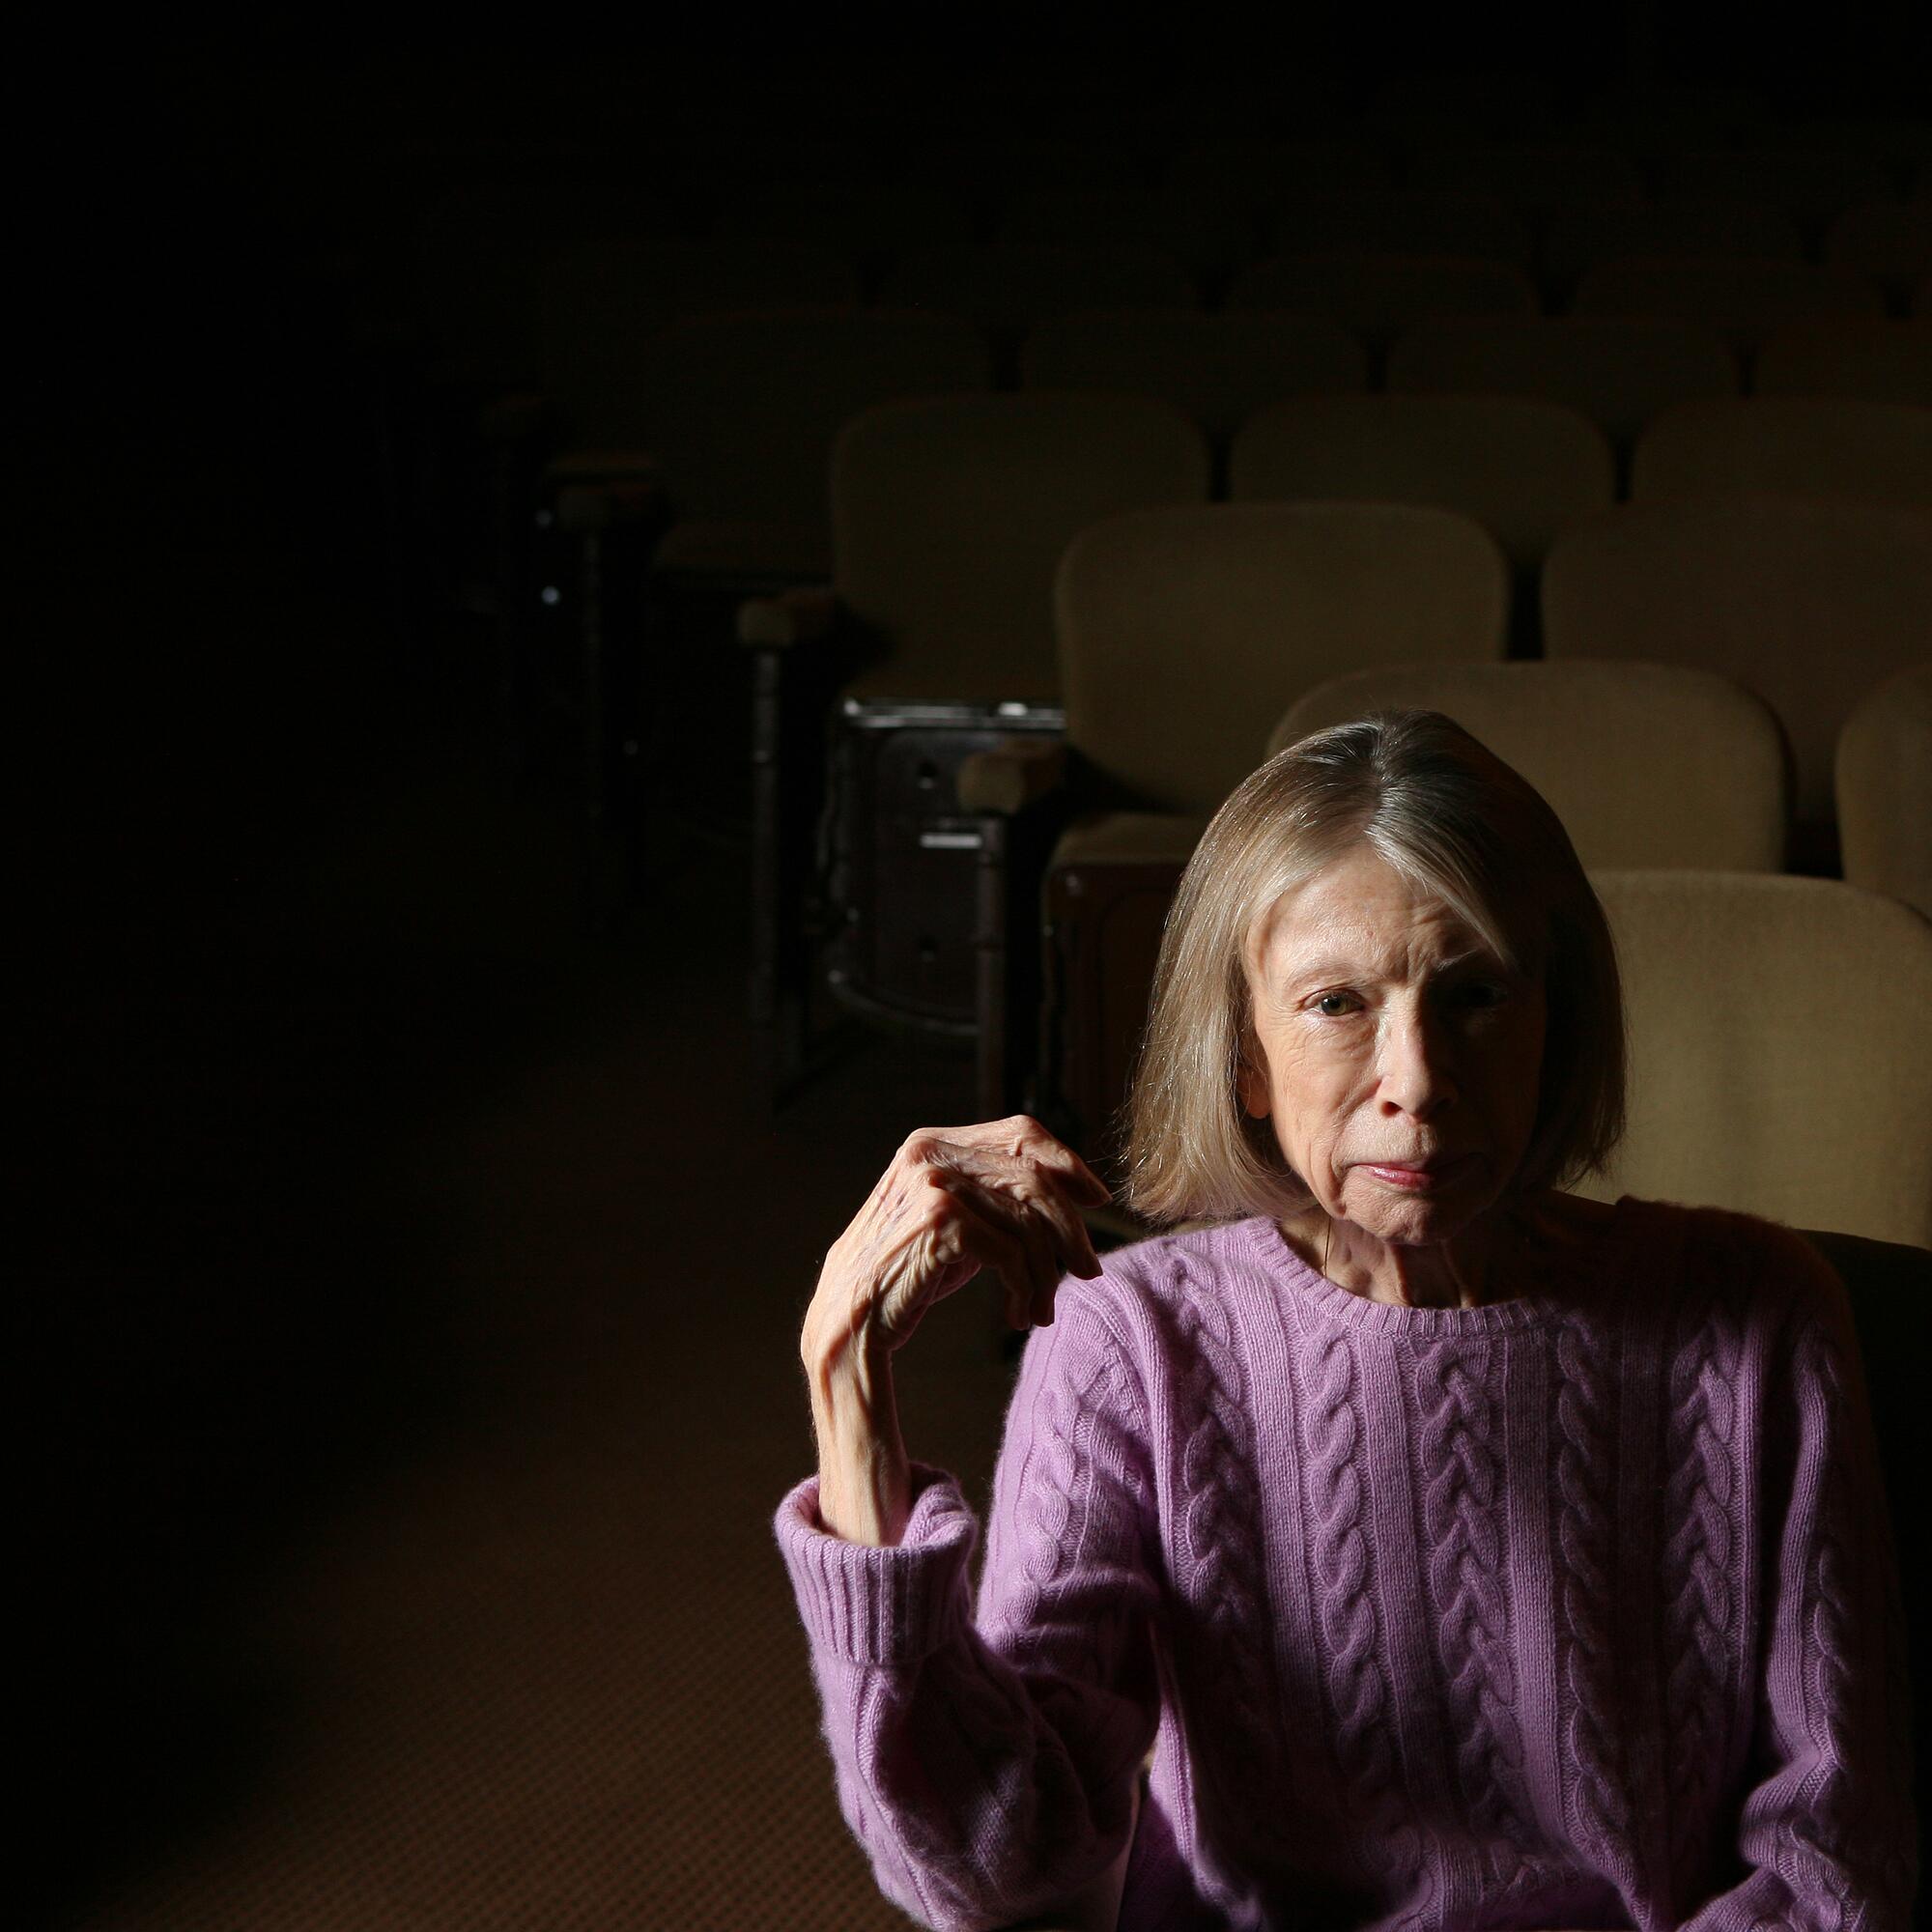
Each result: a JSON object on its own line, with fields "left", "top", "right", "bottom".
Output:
{"left": 24, "top": 25, "right": 1928, "bottom": 1932}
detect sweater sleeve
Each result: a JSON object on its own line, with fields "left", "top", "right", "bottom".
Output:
{"left": 1682, "top": 1229, "right": 1918, "bottom": 1932}
{"left": 774, "top": 1286, "right": 1163, "bottom": 1932}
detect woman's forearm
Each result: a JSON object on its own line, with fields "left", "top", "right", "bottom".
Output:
{"left": 806, "top": 1321, "right": 912, "bottom": 1547}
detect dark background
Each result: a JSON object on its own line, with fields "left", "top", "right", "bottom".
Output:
{"left": 19, "top": 9, "right": 1927, "bottom": 1924}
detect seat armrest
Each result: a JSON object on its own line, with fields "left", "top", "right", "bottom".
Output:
{"left": 738, "top": 584, "right": 841, "bottom": 650}
{"left": 958, "top": 737, "right": 1071, "bottom": 815}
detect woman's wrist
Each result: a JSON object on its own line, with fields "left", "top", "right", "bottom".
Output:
{"left": 807, "top": 1316, "right": 912, "bottom": 1547}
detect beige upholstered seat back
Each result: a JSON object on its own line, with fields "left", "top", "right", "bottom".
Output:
{"left": 1020, "top": 312, "right": 1368, "bottom": 444}
{"left": 1584, "top": 871, "right": 1932, "bottom": 1248}
{"left": 1632, "top": 397, "right": 1932, "bottom": 506}
{"left": 1755, "top": 319, "right": 1932, "bottom": 408}
{"left": 1573, "top": 257, "right": 1885, "bottom": 355}
{"left": 1541, "top": 199, "right": 1804, "bottom": 294}
{"left": 1387, "top": 316, "right": 1738, "bottom": 451}
{"left": 1837, "top": 662, "right": 1932, "bottom": 921}
{"left": 833, "top": 394, "right": 1211, "bottom": 704}
{"left": 1230, "top": 395, "right": 1615, "bottom": 572}
{"left": 1227, "top": 254, "right": 1538, "bottom": 343}
{"left": 1542, "top": 495, "right": 1932, "bottom": 826}
{"left": 1268, "top": 661, "right": 1789, "bottom": 870}
{"left": 1055, "top": 502, "right": 1508, "bottom": 814}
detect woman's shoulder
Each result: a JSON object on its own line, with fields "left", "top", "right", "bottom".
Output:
{"left": 1592, "top": 1192, "right": 1854, "bottom": 1335}
{"left": 1056, "top": 1217, "right": 1263, "bottom": 1364}
{"left": 1085, "top": 1216, "right": 1260, "bottom": 1307}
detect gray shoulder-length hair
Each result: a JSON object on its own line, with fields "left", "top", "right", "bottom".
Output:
{"left": 1122, "top": 709, "right": 1625, "bottom": 1225}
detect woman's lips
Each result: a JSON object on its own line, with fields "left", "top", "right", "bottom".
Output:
{"left": 1357, "top": 1155, "right": 1479, "bottom": 1191}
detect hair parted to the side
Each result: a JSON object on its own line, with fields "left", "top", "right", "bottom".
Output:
{"left": 1122, "top": 709, "right": 1625, "bottom": 1226}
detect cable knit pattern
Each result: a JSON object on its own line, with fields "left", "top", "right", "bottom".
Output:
{"left": 1413, "top": 1336, "right": 1534, "bottom": 1902}
{"left": 1140, "top": 1250, "right": 1284, "bottom": 1927}
{"left": 1296, "top": 1315, "right": 1432, "bottom": 1924}
{"left": 1779, "top": 1314, "right": 1860, "bottom": 1932}
{"left": 775, "top": 1204, "right": 1918, "bottom": 1932}
{"left": 1549, "top": 1309, "right": 1642, "bottom": 1900}
{"left": 1661, "top": 1270, "right": 1746, "bottom": 1898}
{"left": 989, "top": 1348, "right": 1131, "bottom": 1690}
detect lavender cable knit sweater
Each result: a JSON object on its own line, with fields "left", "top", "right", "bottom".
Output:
{"left": 776, "top": 1199, "right": 1917, "bottom": 1932}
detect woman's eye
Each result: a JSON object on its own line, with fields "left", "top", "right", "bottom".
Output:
{"left": 1312, "top": 992, "right": 1359, "bottom": 1016}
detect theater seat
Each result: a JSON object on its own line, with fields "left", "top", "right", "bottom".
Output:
{"left": 1575, "top": 256, "right": 1885, "bottom": 355}
{"left": 880, "top": 244, "right": 1196, "bottom": 370}
{"left": 1542, "top": 495, "right": 1932, "bottom": 845}
{"left": 1387, "top": 316, "right": 1738, "bottom": 453}
{"left": 1269, "top": 661, "right": 1788, "bottom": 871}
{"left": 1020, "top": 311, "right": 1368, "bottom": 448}
{"left": 1229, "top": 394, "right": 1614, "bottom": 576}
{"left": 964, "top": 501, "right": 1509, "bottom": 1145}
{"left": 1630, "top": 396, "right": 1932, "bottom": 505}
{"left": 1753, "top": 318, "right": 1932, "bottom": 408}
{"left": 1585, "top": 871, "right": 1932, "bottom": 1248}
{"left": 1836, "top": 662, "right": 1932, "bottom": 921}
{"left": 739, "top": 393, "right": 1210, "bottom": 1094}
{"left": 1540, "top": 198, "right": 1803, "bottom": 299}
{"left": 1229, "top": 253, "right": 1538, "bottom": 350}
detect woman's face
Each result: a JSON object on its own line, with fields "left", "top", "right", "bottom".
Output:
{"left": 1239, "top": 842, "right": 1547, "bottom": 1248}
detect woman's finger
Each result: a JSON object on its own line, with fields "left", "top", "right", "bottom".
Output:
{"left": 918, "top": 1181, "right": 1043, "bottom": 1333}
{"left": 1021, "top": 1168, "right": 1106, "bottom": 1282}
{"left": 957, "top": 1174, "right": 1081, "bottom": 1329}
{"left": 943, "top": 1143, "right": 1102, "bottom": 1288}
{"left": 952, "top": 1116, "right": 1114, "bottom": 1208}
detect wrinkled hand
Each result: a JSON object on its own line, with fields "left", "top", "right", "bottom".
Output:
{"left": 806, "top": 1116, "right": 1111, "bottom": 1363}
{"left": 801, "top": 1119, "right": 1111, "bottom": 1547}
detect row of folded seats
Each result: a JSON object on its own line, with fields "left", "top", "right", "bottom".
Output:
{"left": 536, "top": 344, "right": 1928, "bottom": 923}
{"left": 526, "top": 303, "right": 1930, "bottom": 696}
{"left": 543, "top": 318, "right": 1932, "bottom": 569}
{"left": 526, "top": 232, "right": 1929, "bottom": 401}
{"left": 724, "top": 400, "right": 1929, "bottom": 1250}
{"left": 333, "top": 101, "right": 1932, "bottom": 1254}
{"left": 354, "top": 111, "right": 1932, "bottom": 1252}
{"left": 530, "top": 192, "right": 1932, "bottom": 325}
{"left": 414, "top": 156, "right": 1930, "bottom": 602}
{"left": 517, "top": 270, "right": 1929, "bottom": 649}
{"left": 403, "top": 137, "right": 1932, "bottom": 378}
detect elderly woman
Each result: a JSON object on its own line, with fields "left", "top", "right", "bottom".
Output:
{"left": 775, "top": 713, "right": 1916, "bottom": 1932}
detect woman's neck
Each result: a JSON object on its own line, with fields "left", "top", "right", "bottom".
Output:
{"left": 1280, "top": 1192, "right": 1606, "bottom": 1309}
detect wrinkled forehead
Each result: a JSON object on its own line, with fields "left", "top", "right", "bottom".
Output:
{"left": 1244, "top": 840, "right": 1528, "bottom": 983}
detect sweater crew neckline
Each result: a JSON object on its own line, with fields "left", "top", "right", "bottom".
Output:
{"left": 1228, "top": 1197, "right": 1638, "bottom": 1336}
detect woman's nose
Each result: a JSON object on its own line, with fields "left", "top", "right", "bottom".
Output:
{"left": 1377, "top": 1008, "right": 1458, "bottom": 1121}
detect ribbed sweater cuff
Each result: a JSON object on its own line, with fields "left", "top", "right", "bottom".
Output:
{"left": 774, "top": 1463, "right": 978, "bottom": 1665}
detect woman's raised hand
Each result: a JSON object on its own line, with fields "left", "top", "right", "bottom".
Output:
{"left": 814, "top": 1116, "right": 1111, "bottom": 1350}
{"left": 801, "top": 1118, "right": 1111, "bottom": 1547}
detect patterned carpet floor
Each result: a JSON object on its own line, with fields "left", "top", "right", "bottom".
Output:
{"left": 36, "top": 684, "right": 1014, "bottom": 1930}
